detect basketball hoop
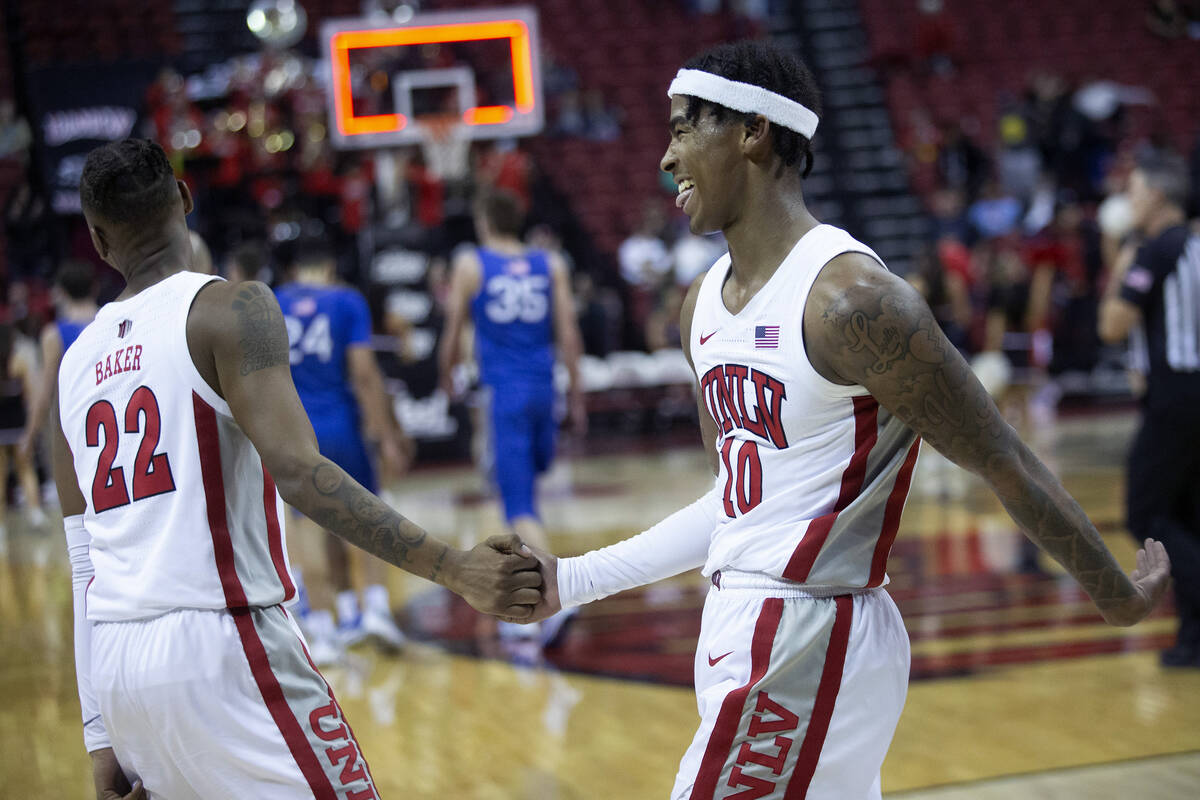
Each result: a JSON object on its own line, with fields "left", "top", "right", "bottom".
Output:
{"left": 416, "top": 112, "right": 470, "bottom": 182}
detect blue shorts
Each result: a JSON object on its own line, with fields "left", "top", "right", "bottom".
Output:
{"left": 489, "top": 384, "right": 555, "bottom": 522}
{"left": 315, "top": 427, "right": 377, "bottom": 495}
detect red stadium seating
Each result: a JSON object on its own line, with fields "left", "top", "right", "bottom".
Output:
{"left": 861, "top": 0, "right": 1198, "bottom": 155}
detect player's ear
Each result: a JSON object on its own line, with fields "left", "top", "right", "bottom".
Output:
{"left": 742, "top": 115, "right": 772, "bottom": 163}
{"left": 178, "top": 180, "right": 194, "bottom": 215}
{"left": 88, "top": 224, "right": 111, "bottom": 263}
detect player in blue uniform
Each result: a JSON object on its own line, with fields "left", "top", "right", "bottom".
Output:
{"left": 21, "top": 260, "right": 99, "bottom": 486}
{"left": 439, "top": 190, "right": 585, "bottom": 643}
{"left": 276, "top": 241, "right": 410, "bottom": 663}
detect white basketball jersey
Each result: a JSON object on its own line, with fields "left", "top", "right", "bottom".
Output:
{"left": 59, "top": 271, "right": 294, "bottom": 621}
{"left": 691, "top": 224, "right": 920, "bottom": 588}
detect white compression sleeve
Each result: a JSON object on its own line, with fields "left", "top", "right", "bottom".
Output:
{"left": 557, "top": 487, "right": 720, "bottom": 608}
{"left": 65, "top": 515, "right": 110, "bottom": 752}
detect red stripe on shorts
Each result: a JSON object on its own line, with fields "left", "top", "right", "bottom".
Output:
{"left": 193, "top": 393, "right": 247, "bottom": 608}
{"left": 287, "top": 608, "right": 380, "bottom": 792}
{"left": 783, "top": 397, "right": 878, "bottom": 581}
{"left": 232, "top": 610, "right": 339, "bottom": 800}
{"left": 783, "top": 594, "right": 854, "bottom": 799}
{"left": 689, "top": 597, "right": 785, "bottom": 800}
{"left": 261, "top": 465, "right": 295, "bottom": 601}
{"left": 867, "top": 438, "right": 921, "bottom": 587}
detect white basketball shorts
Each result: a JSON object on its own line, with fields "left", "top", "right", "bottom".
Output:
{"left": 671, "top": 571, "right": 910, "bottom": 800}
{"left": 90, "top": 605, "right": 378, "bottom": 799}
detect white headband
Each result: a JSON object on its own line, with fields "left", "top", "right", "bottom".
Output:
{"left": 667, "top": 68, "right": 819, "bottom": 139}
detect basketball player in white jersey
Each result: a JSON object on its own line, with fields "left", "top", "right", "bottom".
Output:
{"left": 523, "top": 42, "right": 1171, "bottom": 799}
{"left": 55, "top": 138, "right": 543, "bottom": 799}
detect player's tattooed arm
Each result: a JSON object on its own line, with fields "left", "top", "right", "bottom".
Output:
{"left": 298, "top": 460, "right": 542, "bottom": 617}
{"left": 805, "top": 253, "right": 1168, "bottom": 627}
{"left": 197, "top": 280, "right": 543, "bottom": 619}
{"left": 307, "top": 460, "right": 430, "bottom": 569}
{"left": 231, "top": 283, "right": 289, "bottom": 375}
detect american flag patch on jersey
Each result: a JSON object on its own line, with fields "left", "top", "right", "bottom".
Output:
{"left": 755, "top": 325, "right": 780, "bottom": 349}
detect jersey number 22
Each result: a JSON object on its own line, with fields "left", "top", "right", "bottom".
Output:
{"left": 86, "top": 386, "right": 176, "bottom": 513}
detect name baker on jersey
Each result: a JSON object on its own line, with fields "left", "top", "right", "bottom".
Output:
{"left": 700, "top": 363, "right": 788, "bottom": 449}
{"left": 95, "top": 344, "right": 143, "bottom": 386}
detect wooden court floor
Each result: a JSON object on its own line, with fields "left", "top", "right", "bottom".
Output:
{"left": 3, "top": 410, "right": 1199, "bottom": 798}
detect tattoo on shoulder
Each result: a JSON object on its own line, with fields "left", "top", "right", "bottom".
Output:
{"left": 230, "top": 284, "right": 288, "bottom": 376}
{"left": 820, "top": 286, "right": 1001, "bottom": 462}
{"left": 821, "top": 280, "right": 1130, "bottom": 608}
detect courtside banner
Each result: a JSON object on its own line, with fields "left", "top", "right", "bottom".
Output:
{"left": 25, "top": 61, "right": 160, "bottom": 215}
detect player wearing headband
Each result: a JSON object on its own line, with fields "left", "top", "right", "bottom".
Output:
{"left": 523, "top": 41, "right": 1170, "bottom": 799}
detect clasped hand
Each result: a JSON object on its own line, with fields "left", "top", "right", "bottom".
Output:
{"left": 448, "top": 534, "right": 549, "bottom": 622}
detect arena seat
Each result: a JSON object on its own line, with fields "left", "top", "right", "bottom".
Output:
{"left": 862, "top": 0, "right": 1198, "bottom": 158}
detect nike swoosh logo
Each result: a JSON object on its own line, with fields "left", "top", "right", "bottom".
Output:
{"left": 699, "top": 330, "right": 720, "bottom": 345}
{"left": 708, "top": 650, "right": 733, "bottom": 667}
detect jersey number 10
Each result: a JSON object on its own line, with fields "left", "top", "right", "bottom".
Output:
{"left": 720, "top": 439, "right": 763, "bottom": 517}
{"left": 86, "top": 386, "right": 177, "bottom": 513}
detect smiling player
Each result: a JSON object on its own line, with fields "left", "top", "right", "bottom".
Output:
{"left": 524, "top": 41, "right": 1170, "bottom": 799}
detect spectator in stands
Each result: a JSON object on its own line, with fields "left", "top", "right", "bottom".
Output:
{"left": 552, "top": 90, "right": 587, "bottom": 138}
{"left": 583, "top": 90, "right": 622, "bottom": 142}
{"left": 572, "top": 271, "right": 619, "bottom": 358}
{"left": 1146, "top": 0, "right": 1191, "bottom": 38}
{"left": 1028, "top": 197, "right": 1103, "bottom": 373}
{"left": 968, "top": 178, "right": 1023, "bottom": 240}
{"left": 937, "top": 121, "right": 989, "bottom": 202}
{"left": 1023, "top": 72, "right": 1092, "bottom": 198}
{"left": 0, "top": 100, "right": 31, "bottom": 161}
{"left": 996, "top": 111, "right": 1043, "bottom": 206}
{"left": 933, "top": 236, "right": 976, "bottom": 351}
{"left": 1190, "top": 131, "right": 1200, "bottom": 219}
{"left": 909, "top": 243, "right": 970, "bottom": 353}
{"left": 645, "top": 284, "right": 686, "bottom": 352}
{"left": 671, "top": 227, "right": 725, "bottom": 287}
{"left": 541, "top": 46, "right": 580, "bottom": 99}
{"left": 4, "top": 175, "right": 51, "bottom": 281}
{"left": 928, "top": 186, "right": 970, "bottom": 243}
{"left": 618, "top": 202, "right": 673, "bottom": 338}
{"left": 914, "top": 0, "right": 959, "bottom": 76}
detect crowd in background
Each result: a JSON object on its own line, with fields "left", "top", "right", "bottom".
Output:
{"left": 0, "top": 1, "right": 1197, "bottom": 481}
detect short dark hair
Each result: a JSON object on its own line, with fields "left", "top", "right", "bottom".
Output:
{"left": 227, "top": 241, "right": 266, "bottom": 277}
{"left": 80, "top": 138, "right": 178, "bottom": 227}
{"left": 476, "top": 189, "right": 525, "bottom": 238}
{"left": 55, "top": 259, "right": 94, "bottom": 301}
{"left": 293, "top": 234, "right": 337, "bottom": 269}
{"left": 1136, "top": 151, "right": 1190, "bottom": 209}
{"left": 681, "top": 41, "right": 822, "bottom": 179}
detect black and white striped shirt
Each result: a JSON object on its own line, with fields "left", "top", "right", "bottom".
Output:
{"left": 1120, "top": 224, "right": 1200, "bottom": 410}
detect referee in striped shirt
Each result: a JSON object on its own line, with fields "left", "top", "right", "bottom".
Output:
{"left": 1100, "top": 151, "right": 1200, "bottom": 667}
